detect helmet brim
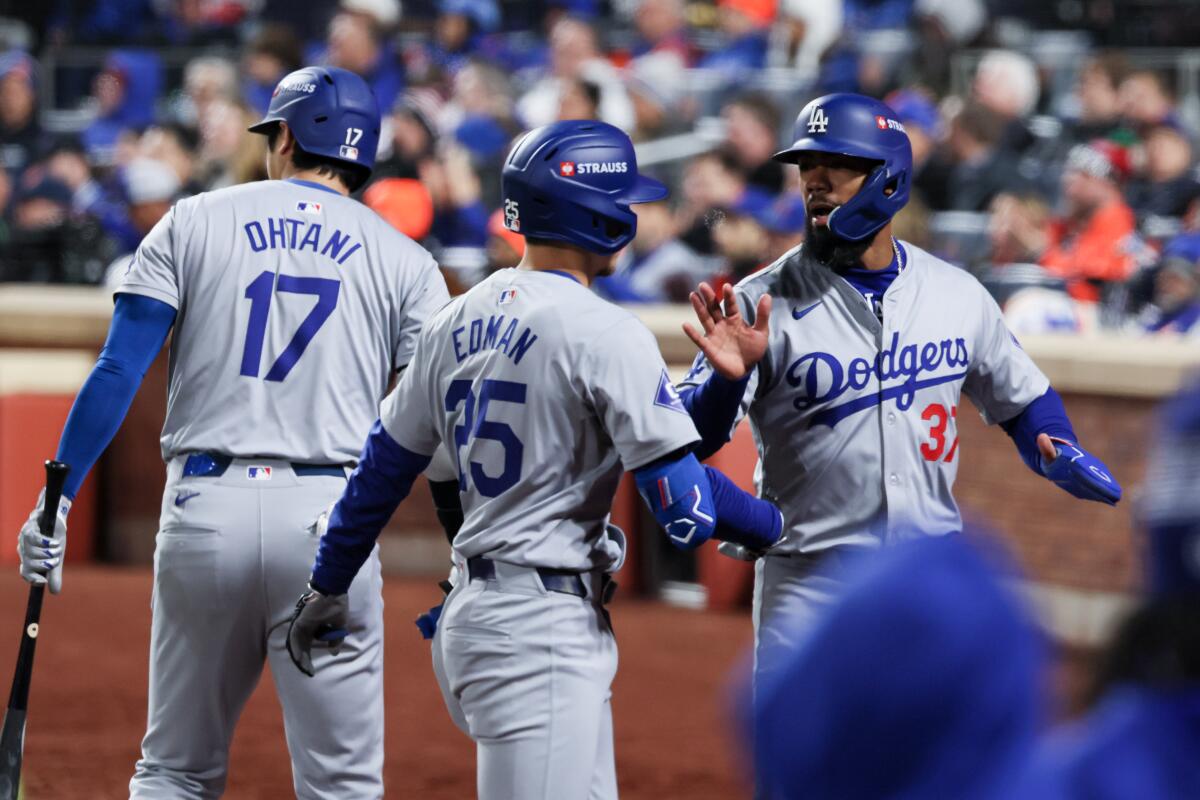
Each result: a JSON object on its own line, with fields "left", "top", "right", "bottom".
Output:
{"left": 247, "top": 117, "right": 280, "bottom": 135}
{"left": 623, "top": 174, "right": 669, "bottom": 204}
{"left": 772, "top": 136, "right": 885, "bottom": 166}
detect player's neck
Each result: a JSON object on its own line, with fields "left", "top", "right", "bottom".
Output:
{"left": 860, "top": 224, "right": 896, "bottom": 271}
{"left": 517, "top": 243, "right": 610, "bottom": 287}
{"left": 280, "top": 167, "right": 350, "bottom": 197}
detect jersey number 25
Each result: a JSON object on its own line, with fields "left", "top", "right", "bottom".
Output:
{"left": 445, "top": 378, "right": 526, "bottom": 497}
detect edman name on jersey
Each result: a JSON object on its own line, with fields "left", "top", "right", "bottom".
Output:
{"left": 242, "top": 218, "right": 363, "bottom": 265}
{"left": 452, "top": 314, "right": 539, "bottom": 364}
{"left": 786, "top": 331, "right": 970, "bottom": 427}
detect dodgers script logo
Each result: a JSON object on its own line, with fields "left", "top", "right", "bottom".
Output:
{"left": 786, "top": 332, "right": 969, "bottom": 427}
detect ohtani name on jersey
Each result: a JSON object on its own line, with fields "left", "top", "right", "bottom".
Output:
{"left": 243, "top": 218, "right": 362, "bottom": 265}
{"left": 786, "top": 332, "right": 970, "bottom": 427}
{"left": 452, "top": 314, "right": 539, "bottom": 365}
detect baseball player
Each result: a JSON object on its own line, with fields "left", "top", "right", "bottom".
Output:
{"left": 15, "top": 66, "right": 450, "bottom": 798}
{"left": 285, "top": 119, "right": 783, "bottom": 800}
{"left": 675, "top": 93, "right": 1123, "bottom": 684}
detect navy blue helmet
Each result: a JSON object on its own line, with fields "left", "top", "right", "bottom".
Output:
{"left": 774, "top": 93, "right": 913, "bottom": 242}
{"left": 501, "top": 120, "right": 667, "bottom": 255}
{"left": 249, "top": 66, "right": 381, "bottom": 173}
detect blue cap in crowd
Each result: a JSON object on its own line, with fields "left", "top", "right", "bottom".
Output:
{"left": 438, "top": 0, "right": 501, "bottom": 32}
{"left": 724, "top": 187, "right": 776, "bottom": 228}
{"left": 764, "top": 193, "right": 807, "bottom": 234}
{"left": 885, "top": 88, "right": 943, "bottom": 138}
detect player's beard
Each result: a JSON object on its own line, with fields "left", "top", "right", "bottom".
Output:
{"left": 804, "top": 216, "right": 875, "bottom": 273}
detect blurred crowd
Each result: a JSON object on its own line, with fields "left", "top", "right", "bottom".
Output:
{"left": 1, "top": 0, "right": 1200, "bottom": 337}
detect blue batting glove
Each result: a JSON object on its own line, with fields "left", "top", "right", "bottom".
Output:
{"left": 1040, "top": 437, "right": 1122, "bottom": 506}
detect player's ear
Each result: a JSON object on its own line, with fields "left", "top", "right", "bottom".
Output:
{"left": 276, "top": 122, "right": 295, "bottom": 157}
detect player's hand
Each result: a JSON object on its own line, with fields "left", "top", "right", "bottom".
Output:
{"left": 1037, "top": 434, "right": 1122, "bottom": 506}
{"left": 286, "top": 584, "right": 350, "bottom": 677}
{"left": 683, "top": 283, "right": 771, "bottom": 381}
{"left": 17, "top": 489, "right": 71, "bottom": 594}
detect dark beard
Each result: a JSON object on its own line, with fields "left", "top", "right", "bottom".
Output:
{"left": 804, "top": 216, "right": 877, "bottom": 272}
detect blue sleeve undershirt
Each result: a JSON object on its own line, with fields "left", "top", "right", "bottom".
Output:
{"left": 311, "top": 422, "right": 432, "bottom": 595}
{"left": 56, "top": 293, "right": 176, "bottom": 499}
{"left": 679, "top": 371, "right": 751, "bottom": 461}
{"left": 703, "top": 465, "right": 781, "bottom": 550}
{"left": 1000, "top": 386, "right": 1077, "bottom": 476}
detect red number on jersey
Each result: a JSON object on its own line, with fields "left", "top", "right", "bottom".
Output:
{"left": 920, "top": 403, "right": 959, "bottom": 462}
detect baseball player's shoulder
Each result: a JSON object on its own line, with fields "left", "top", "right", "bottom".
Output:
{"left": 182, "top": 180, "right": 273, "bottom": 211}
{"left": 902, "top": 241, "right": 987, "bottom": 294}
{"left": 734, "top": 244, "right": 830, "bottom": 304}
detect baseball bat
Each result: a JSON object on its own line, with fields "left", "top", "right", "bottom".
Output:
{"left": 0, "top": 460, "right": 70, "bottom": 800}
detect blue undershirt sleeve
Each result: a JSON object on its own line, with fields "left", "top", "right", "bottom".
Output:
{"left": 56, "top": 293, "right": 176, "bottom": 499}
{"left": 704, "top": 466, "right": 782, "bottom": 550}
{"left": 1000, "top": 387, "right": 1077, "bottom": 476}
{"left": 679, "top": 371, "right": 751, "bottom": 461}
{"left": 311, "top": 421, "right": 433, "bottom": 595}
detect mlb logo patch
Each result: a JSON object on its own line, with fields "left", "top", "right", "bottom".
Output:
{"left": 559, "top": 161, "right": 576, "bottom": 177}
{"left": 654, "top": 370, "right": 687, "bottom": 415}
{"left": 247, "top": 466, "right": 272, "bottom": 480}
{"left": 297, "top": 201, "right": 322, "bottom": 215}
{"left": 339, "top": 145, "right": 359, "bottom": 161}
{"left": 876, "top": 115, "right": 888, "bottom": 129}
{"left": 498, "top": 289, "right": 518, "bottom": 305}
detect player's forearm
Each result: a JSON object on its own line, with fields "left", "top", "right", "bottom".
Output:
{"left": 311, "top": 421, "right": 432, "bottom": 594}
{"left": 1000, "top": 387, "right": 1077, "bottom": 476}
{"left": 679, "top": 372, "right": 750, "bottom": 461}
{"left": 704, "top": 466, "right": 782, "bottom": 550}
{"left": 56, "top": 293, "right": 175, "bottom": 498}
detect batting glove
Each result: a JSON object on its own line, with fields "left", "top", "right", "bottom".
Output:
{"left": 17, "top": 489, "right": 71, "bottom": 594}
{"left": 1041, "top": 437, "right": 1122, "bottom": 506}
{"left": 286, "top": 583, "right": 350, "bottom": 677}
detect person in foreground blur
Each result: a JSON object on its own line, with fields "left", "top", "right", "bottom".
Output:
{"left": 1018, "top": 381, "right": 1200, "bottom": 799}
{"left": 751, "top": 533, "right": 1048, "bottom": 800}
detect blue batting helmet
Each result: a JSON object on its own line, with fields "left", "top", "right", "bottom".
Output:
{"left": 501, "top": 120, "right": 667, "bottom": 255}
{"left": 773, "top": 93, "right": 913, "bottom": 242}
{"left": 249, "top": 66, "right": 381, "bottom": 173}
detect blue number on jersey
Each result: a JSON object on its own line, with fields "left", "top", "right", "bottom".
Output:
{"left": 445, "top": 378, "right": 526, "bottom": 497}
{"left": 240, "top": 271, "right": 340, "bottom": 381}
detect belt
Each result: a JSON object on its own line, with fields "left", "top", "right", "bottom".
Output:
{"left": 182, "top": 452, "right": 351, "bottom": 479}
{"left": 467, "top": 556, "right": 608, "bottom": 601}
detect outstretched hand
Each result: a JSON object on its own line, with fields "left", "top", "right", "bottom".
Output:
{"left": 1037, "top": 434, "right": 1122, "bottom": 506}
{"left": 682, "top": 282, "right": 771, "bottom": 381}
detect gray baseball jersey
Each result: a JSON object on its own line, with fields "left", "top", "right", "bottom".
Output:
{"left": 119, "top": 177, "right": 449, "bottom": 799}
{"left": 678, "top": 241, "right": 1049, "bottom": 553}
{"left": 379, "top": 267, "right": 701, "bottom": 571}
{"left": 119, "top": 178, "right": 449, "bottom": 462}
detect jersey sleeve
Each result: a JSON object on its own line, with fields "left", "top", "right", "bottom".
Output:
{"left": 378, "top": 331, "right": 442, "bottom": 456}
{"left": 116, "top": 202, "right": 181, "bottom": 309}
{"left": 585, "top": 318, "right": 701, "bottom": 471}
{"left": 962, "top": 285, "right": 1051, "bottom": 425}
{"left": 393, "top": 251, "right": 451, "bottom": 371}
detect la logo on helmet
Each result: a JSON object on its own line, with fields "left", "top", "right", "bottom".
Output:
{"left": 807, "top": 107, "right": 829, "bottom": 134}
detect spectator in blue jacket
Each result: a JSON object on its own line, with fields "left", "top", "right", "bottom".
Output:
{"left": 699, "top": 0, "right": 775, "bottom": 77}
{"left": 81, "top": 50, "right": 163, "bottom": 165}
